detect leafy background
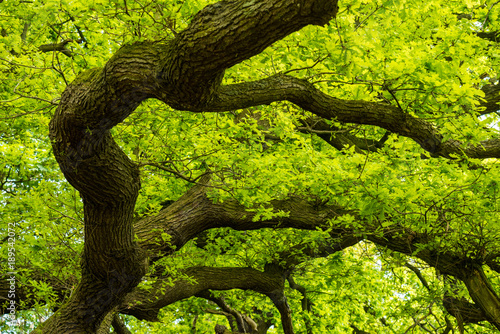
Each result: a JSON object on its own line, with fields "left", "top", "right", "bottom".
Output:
{"left": 1, "top": 0, "right": 499, "bottom": 332}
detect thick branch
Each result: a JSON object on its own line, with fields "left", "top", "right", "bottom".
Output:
{"left": 133, "top": 186, "right": 500, "bottom": 329}
{"left": 120, "top": 266, "right": 285, "bottom": 322}
{"left": 134, "top": 179, "right": 343, "bottom": 256}
{"left": 462, "top": 264, "right": 500, "bottom": 330}
{"left": 207, "top": 75, "right": 500, "bottom": 159}
{"left": 121, "top": 235, "right": 356, "bottom": 331}
{"left": 157, "top": 0, "right": 339, "bottom": 109}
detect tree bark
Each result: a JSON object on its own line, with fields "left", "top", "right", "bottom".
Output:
{"left": 462, "top": 264, "right": 500, "bottom": 330}
{"left": 42, "top": 0, "right": 340, "bottom": 332}
{"left": 12, "top": 180, "right": 500, "bottom": 330}
{"left": 119, "top": 266, "right": 285, "bottom": 322}
{"left": 37, "top": 0, "right": 500, "bottom": 332}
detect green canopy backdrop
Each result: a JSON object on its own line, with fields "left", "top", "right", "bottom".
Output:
{"left": 1, "top": 0, "right": 500, "bottom": 333}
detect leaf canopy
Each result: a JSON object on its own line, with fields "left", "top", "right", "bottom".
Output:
{"left": 1, "top": 0, "right": 500, "bottom": 333}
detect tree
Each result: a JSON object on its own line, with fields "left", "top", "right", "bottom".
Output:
{"left": 1, "top": 0, "right": 500, "bottom": 332}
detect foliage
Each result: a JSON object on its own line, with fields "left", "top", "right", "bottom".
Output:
{"left": 1, "top": 0, "right": 500, "bottom": 333}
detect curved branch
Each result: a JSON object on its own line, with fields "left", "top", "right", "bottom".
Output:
{"left": 404, "top": 263, "right": 431, "bottom": 291}
{"left": 157, "top": 0, "right": 339, "bottom": 109}
{"left": 207, "top": 75, "right": 500, "bottom": 159}
{"left": 134, "top": 178, "right": 344, "bottom": 256}
{"left": 119, "top": 266, "right": 285, "bottom": 322}
{"left": 133, "top": 184, "right": 500, "bottom": 329}
{"left": 43, "top": 0, "right": 341, "bottom": 332}
{"left": 462, "top": 264, "right": 500, "bottom": 330}
{"left": 122, "top": 233, "right": 355, "bottom": 331}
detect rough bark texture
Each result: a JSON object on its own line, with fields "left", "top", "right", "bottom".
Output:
{"left": 31, "top": 0, "right": 500, "bottom": 332}
{"left": 120, "top": 266, "right": 285, "bottom": 322}
{"left": 134, "top": 177, "right": 344, "bottom": 256}
{"left": 40, "top": 0, "right": 340, "bottom": 332}
{"left": 462, "top": 265, "right": 500, "bottom": 330}
{"left": 208, "top": 75, "right": 500, "bottom": 159}
{"left": 14, "top": 181, "right": 500, "bottom": 331}
{"left": 124, "top": 183, "right": 500, "bottom": 331}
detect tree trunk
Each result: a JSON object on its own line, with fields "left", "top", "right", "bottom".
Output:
{"left": 38, "top": 1, "right": 340, "bottom": 331}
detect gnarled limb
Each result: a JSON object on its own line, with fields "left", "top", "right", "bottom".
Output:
{"left": 39, "top": 0, "right": 500, "bottom": 332}
{"left": 133, "top": 186, "right": 500, "bottom": 330}
{"left": 134, "top": 178, "right": 345, "bottom": 256}
{"left": 207, "top": 75, "right": 500, "bottom": 159}
{"left": 119, "top": 266, "right": 286, "bottom": 323}
{"left": 43, "top": 0, "right": 341, "bottom": 332}
{"left": 134, "top": 186, "right": 500, "bottom": 331}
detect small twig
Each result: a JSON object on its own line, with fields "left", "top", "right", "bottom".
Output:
{"left": 141, "top": 162, "right": 212, "bottom": 184}
{"left": 482, "top": 1, "right": 500, "bottom": 31}
{"left": 335, "top": 17, "right": 345, "bottom": 49}
{"left": 46, "top": 205, "right": 83, "bottom": 224}
{"left": 283, "top": 54, "right": 329, "bottom": 75}
{"left": 12, "top": 91, "right": 59, "bottom": 105}
{"left": 386, "top": 87, "right": 404, "bottom": 111}
{"left": 52, "top": 52, "right": 69, "bottom": 85}
{"left": 404, "top": 262, "right": 430, "bottom": 290}
{"left": 0, "top": 105, "right": 55, "bottom": 120}
{"left": 354, "top": 5, "right": 382, "bottom": 31}
{"left": 0, "top": 57, "right": 52, "bottom": 70}
{"left": 66, "top": 12, "right": 88, "bottom": 47}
